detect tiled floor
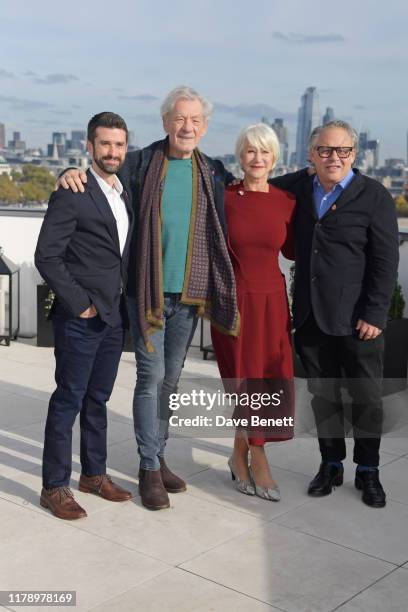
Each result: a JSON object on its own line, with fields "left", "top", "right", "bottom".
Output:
{"left": 0, "top": 341, "right": 407, "bottom": 611}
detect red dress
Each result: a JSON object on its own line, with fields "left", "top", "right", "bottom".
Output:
{"left": 211, "top": 183, "right": 296, "bottom": 445}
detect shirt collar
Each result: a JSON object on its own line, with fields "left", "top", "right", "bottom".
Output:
{"left": 90, "top": 166, "right": 123, "bottom": 196}
{"left": 313, "top": 169, "right": 355, "bottom": 193}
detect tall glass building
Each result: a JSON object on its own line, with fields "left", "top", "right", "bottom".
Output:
{"left": 295, "top": 87, "right": 320, "bottom": 167}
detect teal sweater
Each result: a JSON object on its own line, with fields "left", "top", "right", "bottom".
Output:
{"left": 161, "top": 158, "right": 193, "bottom": 292}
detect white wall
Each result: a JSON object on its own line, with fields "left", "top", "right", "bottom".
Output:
{"left": 0, "top": 209, "right": 407, "bottom": 341}
{"left": 0, "top": 211, "right": 44, "bottom": 336}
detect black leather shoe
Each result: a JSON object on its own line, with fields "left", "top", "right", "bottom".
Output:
{"left": 308, "top": 462, "right": 344, "bottom": 496}
{"left": 355, "top": 469, "right": 386, "bottom": 508}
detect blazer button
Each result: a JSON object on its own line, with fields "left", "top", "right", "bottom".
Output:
{"left": 311, "top": 276, "right": 317, "bottom": 282}
{"left": 314, "top": 249, "right": 319, "bottom": 254}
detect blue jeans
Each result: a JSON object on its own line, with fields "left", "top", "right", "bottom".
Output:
{"left": 126, "top": 294, "right": 198, "bottom": 470}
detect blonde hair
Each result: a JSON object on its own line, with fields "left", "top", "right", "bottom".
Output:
{"left": 235, "top": 123, "right": 280, "bottom": 169}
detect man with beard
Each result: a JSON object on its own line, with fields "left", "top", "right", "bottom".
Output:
{"left": 35, "top": 112, "right": 134, "bottom": 519}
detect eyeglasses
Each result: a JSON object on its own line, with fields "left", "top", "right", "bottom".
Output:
{"left": 315, "top": 146, "right": 354, "bottom": 159}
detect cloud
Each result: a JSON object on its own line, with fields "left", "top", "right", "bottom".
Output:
{"left": 23, "top": 70, "right": 37, "bottom": 77}
{"left": 0, "top": 68, "right": 15, "bottom": 78}
{"left": 0, "top": 95, "right": 52, "bottom": 110}
{"left": 34, "top": 73, "right": 79, "bottom": 85}
{"left": 272, "top": 32, "right": 345, "bottom": 44}
{"left": 127, "top": 113, "right": 159, "bottom": 124}
{"left": 25, "top": 118, "right": 57, "bottom": 126}
{"left": 119, "top": 94, "right": 158, "bottom": 102}
{"left": 214, "top": 102, "right": 296, "bottom": 121}
{"left": 210, "top": 121, "right": 239, "bottom": 135}
{"left": 50, "top": 109, "right": 73, "bottom": 116}
{"left": 71, "top": 104, "right": 82, "bottom": 109}
{"left": 353, "top": 104, "right": 368, "bottom": 110}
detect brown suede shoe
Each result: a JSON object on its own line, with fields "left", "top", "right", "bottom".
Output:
{"left": 40, "top": 486, "right": 87, "bottom": 520}
{"left": 159, "top": 457, "right": 187, "bottom": 493}
{"left": 79, "top": 474, "right": 132, "bottom": 501}
{"left": 138, "top": 468, "right": 170, "bottom": 510}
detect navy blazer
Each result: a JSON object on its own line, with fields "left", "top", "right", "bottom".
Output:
{"left": 35, "top": 169, "right": 134, "bottom": 325}
{"left": 271, "top": 169, "right": 399, "bottom": 334}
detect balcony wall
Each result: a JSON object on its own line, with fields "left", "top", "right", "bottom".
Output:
{"left": 0, "top": 209, "right": 44, "bottom": 336}
{"left": 1, "top": 207, "right": 408, "bottom": 339}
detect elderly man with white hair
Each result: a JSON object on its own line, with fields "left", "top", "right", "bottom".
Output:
{"left": 58, "top": 86, "right": 239, "bottom": 510}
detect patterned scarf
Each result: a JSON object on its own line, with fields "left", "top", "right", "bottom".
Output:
{"left": 136, "top": 139, "right": 240, "bottom": 352}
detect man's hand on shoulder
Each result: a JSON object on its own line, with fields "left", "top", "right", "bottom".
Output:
{"left": 54, "top": 169, "right": 87, "bottom": 193}
{"left": 79, "top": 304, "right": 98, "bottom": 319}
{"left": 356, "top": 319, "right": 382, "bottom": 340}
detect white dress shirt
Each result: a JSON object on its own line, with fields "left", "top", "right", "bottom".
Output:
{"left": 90, "top": 166, "right": 129, "bottom": 255}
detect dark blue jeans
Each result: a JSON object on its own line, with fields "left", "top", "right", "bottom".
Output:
{"left": 42, "top": 312, "right": 125, "bottom": 488}
{"left": 126, "top": 295, "right": 198, "bottom": 470}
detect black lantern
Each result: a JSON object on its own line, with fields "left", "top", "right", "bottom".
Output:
{"left": 0, "top": 247, "right": 20, "bottom": 346}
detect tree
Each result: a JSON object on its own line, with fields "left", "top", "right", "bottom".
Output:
{"left": 395, "top": 195, "right": 407, "bottom": 208}
{"left": 0, "top": 174, "right": 20, "bottom": 203}
{"left": 20, "top": 165, "right": 55, "bottom": 197}
{"left": 20, "top": 182, "right": 48, "bottom": 202}
{"left": 395, "top": 195, "right": 408, "bottom": 217}
{"left": 388, "top": 283, "right": 406, "bottom": 320}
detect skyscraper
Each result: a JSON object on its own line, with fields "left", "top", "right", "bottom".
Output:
{"left": 69, "top": 130, "right": 86, "bottom": 152}
{"left": 356, "top": 131, "right": 380, "bottom": 170}
{"left": 323, "top": 107, "right": 335, "bottom": 125}
{"left": 260, "top": 117, "right": 289, "bottom": 166}
{"left": 47, "top": 132, "right": 67, "bottom": 157}
{"left": 0, "top": 123, "right": 5, "bottom": 150}
{"left": 295, "top": 87, "right": 320, "bottom": 167}
{"left": 8, "top": 131, "right": 26, "bottom": 151}
{"left": 271, "top": 118, "right": 289, "bottom": 166}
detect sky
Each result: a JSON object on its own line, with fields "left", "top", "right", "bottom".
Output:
{"left": 0, "top": 0, "right": 407, "bottom": 162}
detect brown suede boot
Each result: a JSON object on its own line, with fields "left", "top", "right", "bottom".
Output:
{"left": 40, "top": 487, "right": 87, "bottom": 520}
{"left": 159, "top": 457, "right": 187, "bottom": 493}
{"left": 138, "top": 468, "right": 170, "bottom": 510}
{"left": 79, "top": 474, "right": 132, "bottom": 501}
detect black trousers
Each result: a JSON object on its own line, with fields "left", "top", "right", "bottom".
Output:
{"left": 294, "top": 314, "right": 384, "bottom": 467}
{"left": 42, "top": 310, "right": 124, "bottom": 488}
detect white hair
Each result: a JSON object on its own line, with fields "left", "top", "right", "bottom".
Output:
{"left": 309, "top": 120, "right": 359, "bottom": 152}
{"left": 160, "top": 86, "right": 213, "bottom": 120}
{"left": 235, "top": 123, "right": 280, "bottom": 169}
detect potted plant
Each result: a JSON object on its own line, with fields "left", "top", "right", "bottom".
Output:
{"left": 383, "top": 282, "right": 408, "bottom": 394}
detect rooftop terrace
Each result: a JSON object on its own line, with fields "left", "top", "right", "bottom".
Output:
{"left": 1, "top": 340, "right": 408, "bottom": 612}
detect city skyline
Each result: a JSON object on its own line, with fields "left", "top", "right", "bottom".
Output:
{"left": 0, "top": 1, "right": 407, "bottom": 160}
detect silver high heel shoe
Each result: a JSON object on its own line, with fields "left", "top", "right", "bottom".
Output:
{"left": 249, "top": 466, "right": 281, "bottom": 502}
{"left": 228, "top": 457, "right": 255, "bottom": 496}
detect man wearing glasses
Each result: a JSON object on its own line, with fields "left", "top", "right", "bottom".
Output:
{"left": 273, "top": 120, "right": 399, "bottom": 508}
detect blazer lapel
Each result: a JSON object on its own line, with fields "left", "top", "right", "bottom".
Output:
{"left": 86, "top": 170, "right": 121, "bottom": 252}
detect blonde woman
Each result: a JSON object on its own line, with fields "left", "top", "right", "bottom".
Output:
{"left": 211, "top": 123, "right": 295, "bottom": 501}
